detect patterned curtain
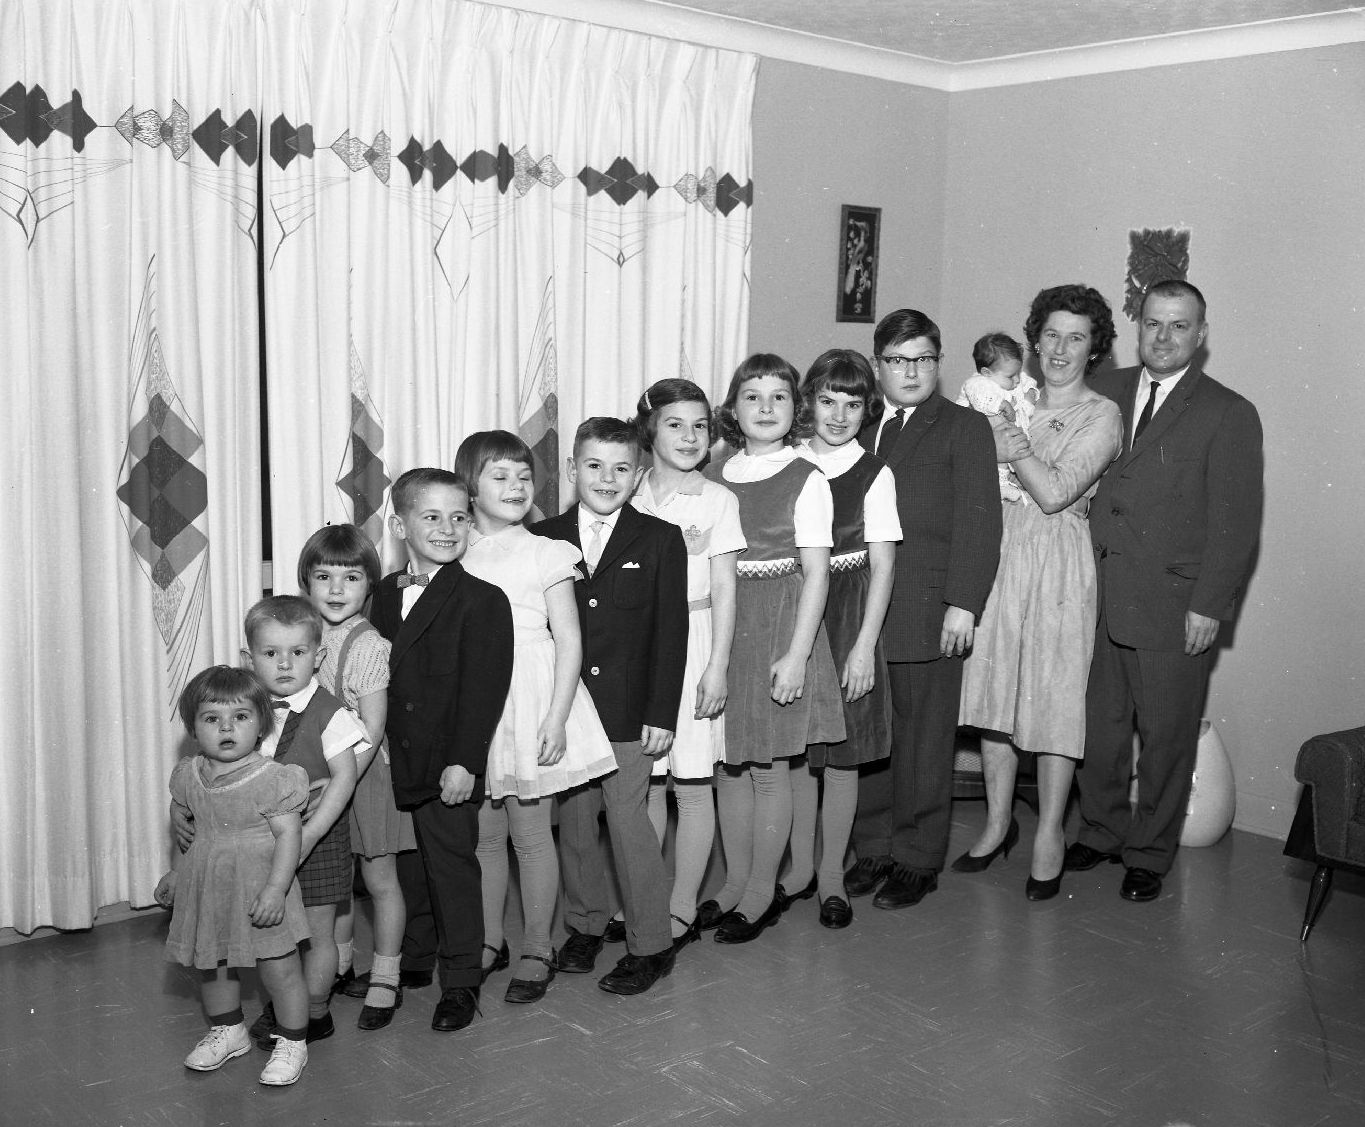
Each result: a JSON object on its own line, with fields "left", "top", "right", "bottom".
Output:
{"left": 260, "top": 0, "right": 756, "bottom": 578}
{"left": 0, "top": 0, "right": 753, "bottom": 933}
{"left": 0, "top": 0, "right": 263, "bottom": 931}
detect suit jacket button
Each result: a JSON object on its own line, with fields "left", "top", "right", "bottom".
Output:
{"left": 401, "top": 738, "right": 410, "bottom": 748}
{"left": 1111, "top": 507, "right": 1121, "bottom": 516}
{"left": 588, "top": 598, "right": 598, "bottom": 607}
{"left": 589, "top": 666, "right": 600, "bottom": 676}
{"left": 405, "top": 702, "right": 415, "bottom": 712}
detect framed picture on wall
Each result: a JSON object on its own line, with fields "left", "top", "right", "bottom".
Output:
{"left": 836, "top": 204, "right": 881, "bottom": 323}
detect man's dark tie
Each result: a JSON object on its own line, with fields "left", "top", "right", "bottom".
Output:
{"left": 396, "top": 572, "right": 430, "bottom": 589}
{"left": 876, "top": 408, "right": 906, "bottom": 458}
{"left": 1133, "top": 378, "right": 1162, "bottom": 443}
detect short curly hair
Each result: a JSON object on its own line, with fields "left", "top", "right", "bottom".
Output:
{"left": 1023, "top": 284, "right": 1116, "bottom": 374}
{"left": 715, "top": 353, "right": 810, "bottom": 449}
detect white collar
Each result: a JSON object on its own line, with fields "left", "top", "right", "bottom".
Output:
{"left": 272, "top": 678, "right": 319, "bottom": 713}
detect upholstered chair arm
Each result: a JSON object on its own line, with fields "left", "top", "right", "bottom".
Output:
{"left": 1295, "top": 726, "right": 1365, "bottom": 864}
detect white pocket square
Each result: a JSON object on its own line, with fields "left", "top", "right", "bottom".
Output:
{"left": 622, "top": 561, "right": 641, "bottom": 569}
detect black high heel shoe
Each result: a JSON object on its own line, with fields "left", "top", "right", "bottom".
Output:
{"left": 1025, "top": 872, "right": 1063, "bottom": 901}
{"left": 949, "top": 818, "right": 1020, "bottom": 874}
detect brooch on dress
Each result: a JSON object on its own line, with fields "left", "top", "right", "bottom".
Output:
{"left": 1048, "top": 418, "right": 1066, "bottom": 431}
{"left": 683, "top": 523, "right": 702, "bottom": 544}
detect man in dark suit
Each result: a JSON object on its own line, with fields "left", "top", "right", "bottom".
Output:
{"left": 534, "top": 418, "right": 689, "bottom": 994}
{"left": 1066, "top": 280, "right": 1263, "bottom": 901}
{"left": 845, "top": 309, "right": 1002, "bottom": 908}
{"left": 370, "top": 468, "right": 515, "bottom": 1030}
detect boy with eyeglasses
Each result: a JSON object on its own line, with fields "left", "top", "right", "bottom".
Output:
{"left": 844, "top": 308, "right": 1001, "bottom": 911}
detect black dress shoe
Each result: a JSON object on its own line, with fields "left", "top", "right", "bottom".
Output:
{"left": 480, "top": 941, "right": 510, "bottom": 984}
{"left": 603, "top": 917, "right": 627, "bottom": 943}
{"left": 670, "top": 913, "right": 702, "bottom": 954}
{"left": 696, "top": 899, "right": 728, "bottom": 930}
{"left": 331, "top": 966, "right": 357, "bottom": 997}
{"left": 872, "top": 865, "right": 938, "bottom": 910}
{"left": 713, "top": 896, "right": 782, "bottom": 943}
{"left": 598, "top": 949, "right": 675, "bottom": 995}
{"left": 1025, "top": 873, "right": 1062, "bottom": 901}
{"left": 556, "top": 927, "right": 605, "bottom": 973}
{"left": 357, "top": 982, "right": 402, "bottom": 1031}
{"left": 504, "top": 953, "right": 556, "bottom": 1004}
{"left": 400, "top": 968, "right": 435, "bottom": 989}
{"left": 1120, "top": 867, "right": 1163, "bottom": 902}
{"left": 818, "top": 895, "right": 853, "bottom": 929}
{"left": 950, "top": 818, "right": 1020, "bottom": 874}
{"left": 249, "top": 1003, "right": 277, "bottom": 1050}
{"left": 431, "top": 986, "right": 480, "bottom": 1031}
{"left": 778, "top": 875, "right": 818, "bottom": 912}
{"left": 1063, "top": 842, "right": 1122, "bottom": 871}
{"left": 306, "top": 1012, "right": 335, "bottom": 1043}
{"left": 844, "top": 856, "right": 894, "bottom": 897}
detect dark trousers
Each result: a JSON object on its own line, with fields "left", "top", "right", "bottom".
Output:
{"left": 398, "top": 797, "right": 482, "bottom": 990}
{"left": 1078, "top": 610, "right": 1212, "bottom": 874}
{"left": 851, "top": 656, "right": 962, "bottom": 871}
{"left": 557, "top": 740, "right": 671, "bottom": 956}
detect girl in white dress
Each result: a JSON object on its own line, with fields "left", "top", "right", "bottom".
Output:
{"left": 454, "top": 430, "right": 616, "bottom": 1004}
{"left": 629, "top": 379, "right": 746, "bottom": 947}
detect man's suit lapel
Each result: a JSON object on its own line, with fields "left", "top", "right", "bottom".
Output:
{"left": 1126, "top": 366, "right": 1202, "bottom": 463}
{"left": 389, "top": 565, "right": 460, "bottom": 668}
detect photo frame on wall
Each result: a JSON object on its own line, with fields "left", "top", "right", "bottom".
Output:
{"left": 836, "top": 204, "right": 881, "bottom": 323}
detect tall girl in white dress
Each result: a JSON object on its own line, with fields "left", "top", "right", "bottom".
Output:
{"left": 454, "top": 430, "right": 616, "bottom": 1004}
{"left": 630, "top": 379, "right": 746, "bottom": 945}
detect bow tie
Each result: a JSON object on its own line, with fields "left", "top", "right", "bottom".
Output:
{"left": 271, "top": 699, "right": 291, "bottom": 710}
{"left": 397, "top": 572, "right": 430, "bottom": 588}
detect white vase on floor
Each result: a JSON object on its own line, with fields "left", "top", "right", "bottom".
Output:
{"left": 1180, "top": 719, "right": 1236, "bottom": 847}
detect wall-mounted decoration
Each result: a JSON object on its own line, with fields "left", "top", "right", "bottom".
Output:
{"left": 1124, "top": 227, "right": 1191, "bottom": 321}
{"left": 837, "top": 204, "right": 880, "bottom": 323}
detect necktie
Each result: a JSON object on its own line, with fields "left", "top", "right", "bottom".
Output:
{"left": 396, "top": 571, "right": 430, "bottom": 588}
{"left": 271, "top": 699, "right": 290, "bottom": 710}
{"left": 273, "top": 709, "right": 301, "bottom": 761}
{"left": 876, "top": 408, "right": 906, "bottom": 458}
{"left": 1133, "top": 378, "right": 1163, "bottom": 443}
{"left": 584, "top": 519, "right": 607, "bottom": 576}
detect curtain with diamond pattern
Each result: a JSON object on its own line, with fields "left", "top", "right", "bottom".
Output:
{"left": 260, "top": 0, "right": 756, "bottom": 580}
{"left": 0, "top": 0, "right": 263, "bottom": 931}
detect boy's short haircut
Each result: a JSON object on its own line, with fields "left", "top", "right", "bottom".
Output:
{"left": 178, "top": 664, "right": 274, "bottom": 737}
{"left": 244, "top": 594, "right": 325, "bottom": 648}
{"left": 452, "top": 431, "right": 534, "bottom": 498}
{"left": 873, "top": 308, "right": 942, "bottom": 357}
{"left": 572, "top": 417, "right": 641, "bottom": 459}
{"left": 972, "top": 332, "right": 1024, "bottom": 372}
{"left": 296, "top": 524, "right": 382, "bottom": 591}
{"left": 390, "top": 467, "right": 467, "bottom": 517}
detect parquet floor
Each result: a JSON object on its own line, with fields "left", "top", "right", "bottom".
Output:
{"left": 3, "top": 804, "right": 1363, "bottom": 1127}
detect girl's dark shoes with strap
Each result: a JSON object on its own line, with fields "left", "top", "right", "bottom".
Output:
{"left": 357, "top": 982, "right": 402, "bottom": 1030}
{"left": 713, "top": 896, "right": 782, "bottom": 944}
{"left": 504, "top": 953, "right": 556, "bottom": 1004}
{"left": 480, "top": 941, "right": 510, "bottom": 983}
{"left": 670, "top": 913, "right": 701, "bottom": 953}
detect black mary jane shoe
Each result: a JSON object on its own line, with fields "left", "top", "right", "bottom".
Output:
{"left": 670, "top": 913, "right": 702, "bottom": 954}
{"left": 357, "top": 982, "right": 403, "bottom": 1030}
{"left": 480, "top": 941, "right": 510, "bottom": 984}
{"left": 695, "top": 899, "right": 728, "bottom": 931}
{"left": 818, "top": 895, "right": 853, "bottom": 929}
{"left": 950, "top": 818, "right": 1020, "bottom": 874}
{"left": 504, "top": 953, "right": 557, "bottom": 1005}
{"left": 1025, "top": 873, "right": 1062, "bottom": 902}
{"left": 713, "top": 896, "right": 782, "bottom": 944}
{"left": 331, "top": 966, "right": 357, "bottom": 997}
{"left": 778, "top": 876, "right": 818, "bottom": 912}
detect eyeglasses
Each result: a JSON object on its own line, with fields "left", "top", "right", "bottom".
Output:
{"left": 877, "top": 354, "right": 940, "bottom": 372}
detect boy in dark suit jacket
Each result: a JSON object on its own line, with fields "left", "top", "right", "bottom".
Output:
{"left": 846, "top": 308, "right": 1002, "bottom": 909}
{"left": 533, "top": 418, "right": 688, "bottom": 995}
{"left": 369, "top": 468, "right": 514, "bottom": 1031}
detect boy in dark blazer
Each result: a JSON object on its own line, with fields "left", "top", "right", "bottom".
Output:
{"left": 847, "top": 308, "right": 1002, "bottom": 909}
{"left": 1068, "top": 280, "right": 1263, "bottom": 902}
{"left": 369, "top": 468, "right": 514, "bottom": 1031}
{"left": 533, "top": 417, "right": 688, "bottom": 995}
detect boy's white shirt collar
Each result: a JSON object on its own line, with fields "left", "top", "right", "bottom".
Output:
{"left": 272, "top": 678, "right": 319, "bottom": 712}
{"left": 577, "top": 505, "right": 622, "bottom": 537}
